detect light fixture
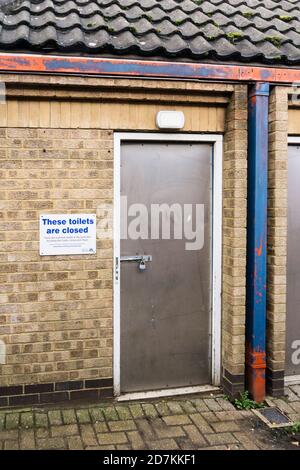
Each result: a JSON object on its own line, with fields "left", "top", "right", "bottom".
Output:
{"left": 156, "top": 111, "right": 185, "bottom": 130}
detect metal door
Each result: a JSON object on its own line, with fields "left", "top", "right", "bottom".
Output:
{"left": 287, "top": 145, "right": 300, "bottom": 377}
{"left": 120, "top": 141, "right": 212, "bottom": 393}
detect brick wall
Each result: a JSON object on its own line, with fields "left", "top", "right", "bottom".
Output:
{"left": 221, "top": 85, "right": 248, "bottom": 397}
{"left": 0, "top": 127, "right": 114, "bottom": 405}
{"left": 0, "top": 77, "right": 249, "bottom": 405}
{"left": 267, "top": 86, "right": 288, "bottom": 396}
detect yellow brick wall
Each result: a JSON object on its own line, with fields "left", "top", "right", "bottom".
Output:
{"left": 0, "top": 127, "right": 114, "bottom": 386}
{"left": 0, "top": 78, "right": 247, "bottom": 395}
{"left": 267, "top": 86, "right": 288, "bottom": 395}
{"left": 222, "top": 85, "right": 248, "bottom": 394}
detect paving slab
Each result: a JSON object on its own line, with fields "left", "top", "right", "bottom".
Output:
{"left": 0, "top": 389, "right": 299, "bottom": 450}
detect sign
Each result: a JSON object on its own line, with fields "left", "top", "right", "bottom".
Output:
{"left": 40, "top": 214, "right": 96, "bottom": 256}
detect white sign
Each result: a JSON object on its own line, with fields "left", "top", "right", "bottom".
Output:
{"left": 40, "top": 214, "right": 96, "bottom": 256}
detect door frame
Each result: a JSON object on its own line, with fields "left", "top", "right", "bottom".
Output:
{"left": 285, "top": 136, "right": 300, "bottom": 386}
{"left": 113, "top": 132, "right": 223, "bottom": 397}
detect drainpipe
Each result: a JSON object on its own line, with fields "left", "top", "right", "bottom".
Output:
{"left": 246, "top": 82, "right": 270, "bottom": 403}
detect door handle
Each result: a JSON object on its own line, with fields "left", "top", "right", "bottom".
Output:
{"left": 120, "top": 255, "right": 152, "bottom": 262}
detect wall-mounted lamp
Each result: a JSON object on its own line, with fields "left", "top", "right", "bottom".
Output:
{"left": 156, "top": 111, "right": 185, "bottom": 130}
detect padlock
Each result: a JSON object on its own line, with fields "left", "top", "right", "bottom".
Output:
{"left": 139, "top": 260, "right": 146, "bottom": 271}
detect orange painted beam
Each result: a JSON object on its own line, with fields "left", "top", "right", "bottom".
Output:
{"left": 0, "top": 53, "right": 299, "bottom": 84}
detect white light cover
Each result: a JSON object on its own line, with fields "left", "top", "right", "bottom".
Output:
{"left": 156, "top": 111, "right": 185, "bottom": 130}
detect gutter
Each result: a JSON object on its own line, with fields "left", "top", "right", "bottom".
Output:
{"left": 0, "top": 53, "right": 298, "bottom": 84}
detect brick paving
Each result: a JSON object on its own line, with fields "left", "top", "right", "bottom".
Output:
{"left": 0, "top": 388, "right": 300, "bottom": 450}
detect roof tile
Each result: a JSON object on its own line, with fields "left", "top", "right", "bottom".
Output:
{"left": 0, "top": 0, "right": 299, "bottom": 65}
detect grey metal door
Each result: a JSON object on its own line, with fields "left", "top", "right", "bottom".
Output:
{"left": 120, "top": 141, "right": 212, "bottom": 393}
{"left": 287, "top": 145, "right": 300, "bottom": 376}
